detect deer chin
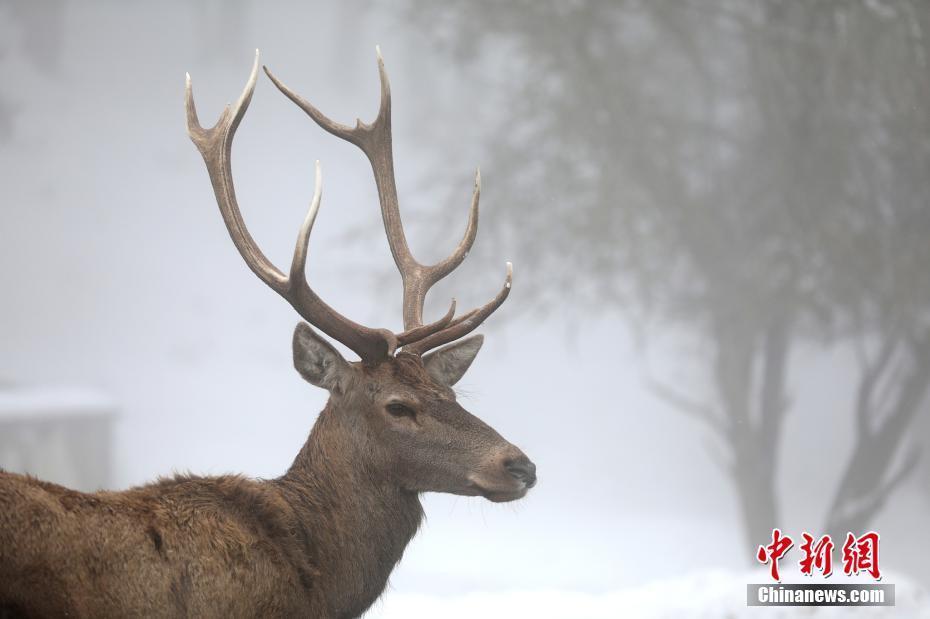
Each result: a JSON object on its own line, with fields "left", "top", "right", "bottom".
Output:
{"left": 464, "top": 476, "right": 530, "bottom": 503}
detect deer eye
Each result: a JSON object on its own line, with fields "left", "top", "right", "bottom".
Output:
{"left": 385, "top": 402, "right": 416, "bottom": 419}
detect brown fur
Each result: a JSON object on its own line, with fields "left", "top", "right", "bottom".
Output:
{"left": 0, "top": 349, "right": 532, "bottom": 618}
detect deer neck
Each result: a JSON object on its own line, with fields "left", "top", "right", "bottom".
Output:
{"left": 274, "top": 401, "right": 423, "bottom": 616}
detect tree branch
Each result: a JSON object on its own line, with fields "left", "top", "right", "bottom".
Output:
{"left": 648, "top": 378, "right": 728, "bottom": 436}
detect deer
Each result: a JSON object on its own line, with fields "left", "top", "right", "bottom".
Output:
{"left": 0, "top": 48, "right": 535, "bottom": 618}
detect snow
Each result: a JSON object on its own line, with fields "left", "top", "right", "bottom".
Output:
{"left": 365, "top": 569, "right": 930, "bottom": 618}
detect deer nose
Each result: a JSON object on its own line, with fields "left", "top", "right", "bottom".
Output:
{"left": 504, "top": 456, "right": 537, "bottom": 488}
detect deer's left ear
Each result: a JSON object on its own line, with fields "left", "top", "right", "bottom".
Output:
{"left": 422, "top": 335, "right": 484, "bottom": 386}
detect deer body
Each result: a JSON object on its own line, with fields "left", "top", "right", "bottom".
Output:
{"left": 0, "top": 473, "right": 316, "bottom": 616}
{"left": 0, "top": 396, "right": 425, "bottom": 617}
{"left": 0, "top": 48, "right": 535, "bottom": 617}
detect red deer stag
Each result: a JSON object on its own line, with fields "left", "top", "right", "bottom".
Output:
{"left": 0, "top": 48, "right": 535, "bottom": 618}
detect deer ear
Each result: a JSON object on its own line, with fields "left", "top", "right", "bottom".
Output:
{"left": 422, "top": 335, "right": 484, "bottom": 386}
{"left": 293, "top": 323, "right": 353, "bottom": 394}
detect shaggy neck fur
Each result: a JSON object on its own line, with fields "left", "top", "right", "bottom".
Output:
{"left": 273, "top": 401, "right": 424, "bottom": 618}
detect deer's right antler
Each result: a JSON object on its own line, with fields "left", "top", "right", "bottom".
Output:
{"left": 264, "top": 47, "right": 512, "bottom": 355}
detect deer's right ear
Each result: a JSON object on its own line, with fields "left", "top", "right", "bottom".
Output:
{"left": 293, "top": 323, "right": 353, "bottom": 394}
{"left": 422, "top": 334, "right": 484, "bottom": 386}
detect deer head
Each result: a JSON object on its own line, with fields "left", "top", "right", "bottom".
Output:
{"left": 185, "top": 49, "right": 535, "bottom": 502}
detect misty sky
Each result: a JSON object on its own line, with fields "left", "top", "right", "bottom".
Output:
{"left": 1, "top": 1, "right": 927, "bottom": 614}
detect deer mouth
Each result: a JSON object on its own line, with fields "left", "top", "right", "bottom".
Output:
{"left": 466, "top": 477, "right": 532, "bottom": 503}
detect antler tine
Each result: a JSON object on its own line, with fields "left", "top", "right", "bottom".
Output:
{"left": 288, "top": 160, "right": 324, "bottom": 285}
{"left": 186, "top": 51, "right": 286, "bottom": 293}
{"left": 405, "top": 263, "right": 512, "bottom": 355}
{"left": 395, "top": 299, "right": 456, "bottom": 346}
{"left": 430, "top": 169, "right": 480, "bottom": 283}
{"left": 186, "top": 51, "right": 394, "bottom": 362}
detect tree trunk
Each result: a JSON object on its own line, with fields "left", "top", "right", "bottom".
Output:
{"left": 713, "top": 311, "right": 791, "bottom": 558}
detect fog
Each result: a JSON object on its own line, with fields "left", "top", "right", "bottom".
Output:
{"left": 1, "top": 1, "right": 928, "bottom": 616}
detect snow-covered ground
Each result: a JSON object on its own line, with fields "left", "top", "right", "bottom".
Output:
{"left": 366, "top": 569, "right": 930, "bottom": 618}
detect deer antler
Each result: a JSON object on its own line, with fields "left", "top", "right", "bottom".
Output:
{"left": 187, "top": 50, "right": 461, "bottom": 363}
{"left": 187, "top": 49, "right": 507, "bottom": 361}
{"left": 264, "top": 47, "right": 512, "bottom": 355}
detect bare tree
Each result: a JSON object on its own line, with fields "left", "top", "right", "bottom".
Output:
{"left": 403, "top": 0, "right": 930, "bottom": 554}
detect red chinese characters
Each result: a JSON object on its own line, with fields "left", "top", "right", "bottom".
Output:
{"left": 757, "top": 528, "right": 794, "bottom": 581}
{"left": 842, "top": 531, "right": 881, "bottom": 580}
{"left": 757, "top": 529, "right": 882, "bottom": 581}
{"left": 799, "top": 533, "right": 834, "bottom": 577}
